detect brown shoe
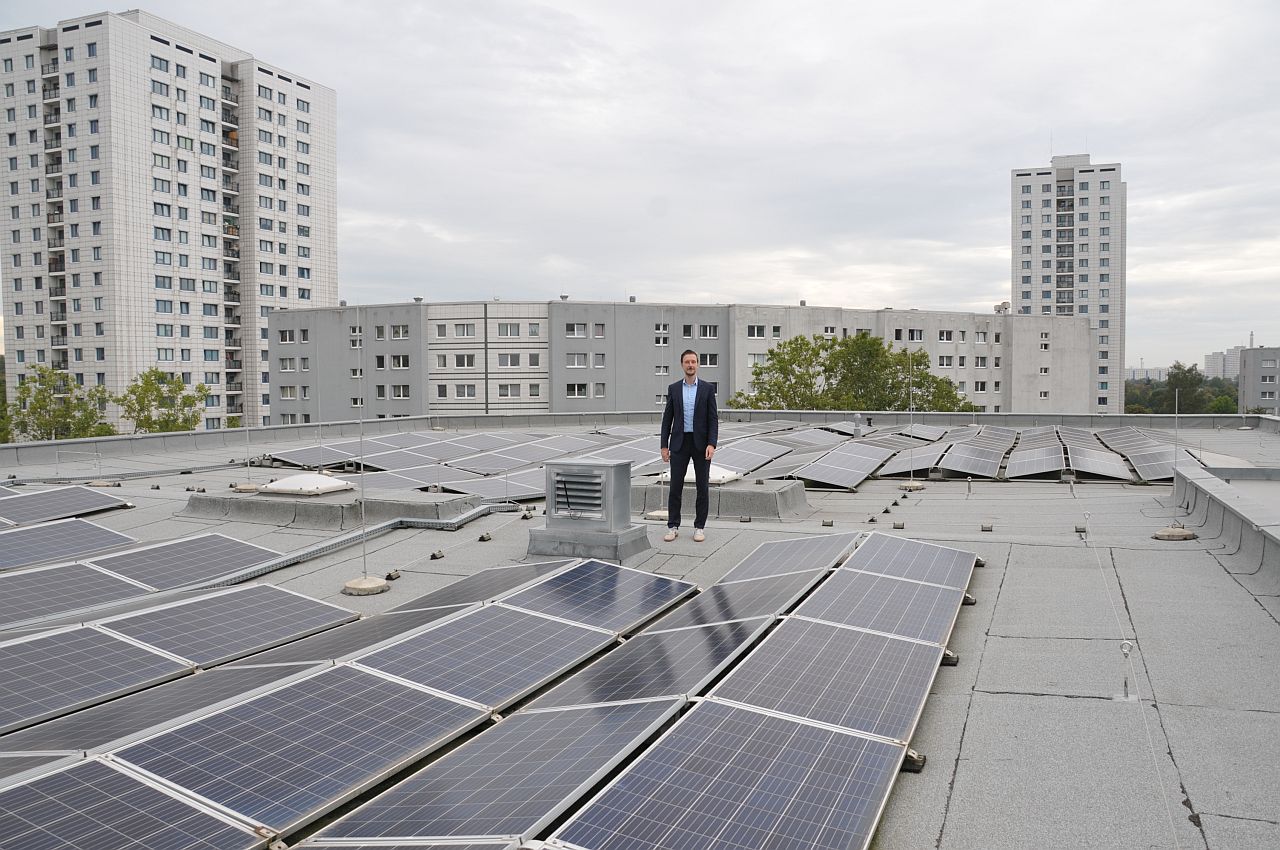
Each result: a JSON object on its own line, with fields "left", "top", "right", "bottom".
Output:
{"left": 663, "top": 529, "right": 678, "bottom": 542}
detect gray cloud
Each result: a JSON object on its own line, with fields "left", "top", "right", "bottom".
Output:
{"left": 6, "top": 0, "right": 1280, "bottom": 365}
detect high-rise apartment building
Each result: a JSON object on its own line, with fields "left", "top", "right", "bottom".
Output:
{"left": 1, "top": 11, "right": 336, "bottom": 430}
{"left": 1012, "top": 154, "right": 1126, "bottom": 413}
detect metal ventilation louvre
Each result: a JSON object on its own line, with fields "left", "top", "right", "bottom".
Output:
{"left": 544, "top": 459, "right": 632, "bottom": 533}
{"left": 553, "top": 467, "right": 606, "bottom": 520}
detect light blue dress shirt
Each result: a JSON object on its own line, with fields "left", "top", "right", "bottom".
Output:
{"left": 682, "top": 379, "right": 698, "bottom": 433}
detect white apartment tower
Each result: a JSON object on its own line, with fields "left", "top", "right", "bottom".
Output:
{"left": 1, "top": 11, "right": 336, "bottom": 430}
{"left": 1011, "top": 154, "right": 1126, "bottom": 413}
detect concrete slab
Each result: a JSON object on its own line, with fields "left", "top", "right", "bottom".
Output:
{"left": 987, "top": 543, "right": 1131, "bottom": 639}
{"left": 977, "top": 636, "right": 1145, "bottom": 700}
{"left": 941, "top": 692, "right": 1204, "bottom": 850}
{"left": 1199, "top": 814, "right": 1280, "bottom": 849}
{"left": 1161, "top": 703, "right": 1280, "bottom": 824}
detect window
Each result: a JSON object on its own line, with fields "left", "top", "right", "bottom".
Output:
{"left": 391, "top": 354, "right": 409, "bottom": 369}
{"left": 454, "top": 322, "right": 475, "bottom": 337}
{"left": 1039, "top": 390, "right": 1050, "bottom": 399}
{"left": 566, "top": 383, "right": 588, "bottom": 398}
{"left": 593, "top": 322, "right": 605, "bottom": 338}
{"left": 391, "top": 324, "right": 408, "bottom": 339}
{"left": 528, "top": 322, "right": 540, "bottom": 336}
{"left": 455, "top": 384, "right": 476, "bottom": 398}
{"left": 1262, "top": 375, "right": 1277, "bottom": 384}
{"left": 747, "top": 324, "right": 765, "bottom": 338}
{"left": 938, "top": 330, "right": 953, "bottom": 341}
{"left": 907, "top": 329, "right": 923, "bottom": 342}
{"left": 1040, "top": 342, "right": 1050, "bottom": 351}
{"left": 699, "top": 353, "right": 718, "bottom": 367}
{"left": 498, "top": 353, "right": 521, "bottom": 367}
{"left": 1263, "top": 391, "right": 1278, "bottom": 400}
{"left": 566, "top": 352, "right": 587, "bottom": 368}
{"left": 699, "top": 324, "right": 718, "bottom": 339}
{"left": 973, "top": 381, "right": 987, "bottom": 392}
{"left": 654, "top": 323, "right": 669, "bottom": 346}
{"left": 656, "top": 364, "right": 671, "bottom": 375}
{"left": 566, "top": 322, "right": 586, "bottom": 337}
{"left": 497, "top": 322, "right": 519, "bottom": 337}
{"left": 594, "top": 382, "right": 606, "bottom": 398}
{"left": 454, "top": 353, "right": 475, "bottom": 368}
{"left": 391, "top": 384, "right": 410, "bottom": 399}
{"left": 498, "top": 383, "right": 521, "bottom": 398}
{"left": 938, "top": 355, "right": 953, "bottom": 367}
{"left": 593, "top": 353, "right": 606, "bottom": 368}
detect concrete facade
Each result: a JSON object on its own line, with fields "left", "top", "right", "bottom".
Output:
{"left": 269, "top": 299, "right": 1096, "bottom": 420}
{"left": 0, "top": 11, "right": 337, "bottom": 432}
{"left": 1238, "top": 348, "right": 1280, "bottom": 414}
{"left": 1012, "top": 154, "right": 1126, "bottom": 413}
{"left": 1204, "top": 346, "right": 1245, "bottom": 380}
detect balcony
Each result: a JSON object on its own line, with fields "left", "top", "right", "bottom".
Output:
{"left": 51, "top": 334, "right": 68, "bottom": 347}
{"left": 223, "top": 286, "right": 240, "bottom": 303}
{"left": 221, "top": 130, "right": 239, "bottom": 148}
{"left": 224, "top": 336, "right": 242, "bottom": 349}
{"left": 1056, "top": 186, "right": 1075, "bottom": 197}
{"left": 46, "top": 188, "right": 62, "bottom": 199}
{"left": 1056, "top": 275, "right": 1075, "bottom": 288}
{"left": 49, "top": 283, "right": 66, "bottom": 298}
{"left": 222, "top": 223, "right": 239, "bottom": 237}
{"left": 43, "top": 111, "right": 61, "bottom": 125}
{"left": 221, "top": 89, "right": 239, "bottom": 104}
{"left": 41, "top": 60, "right": 59, "bottom": 76}
{"left": 221, "top": 156, "right": 239, "bottom": 172}
{"left": 222, "top": 203, "right": 239, "bottom": 216}
{"left": 1055, "top": 246, "right": 1074, "bottom": 258}
{"left": 47, "top": 240, "right": 65, "bottom": 253}
{"left": 221, "top": 110, "right": 239, "bottom": 126}
{"left": 223, "top": 312, "right": 240, "bottom": 326}
{"left": 47, "top": 212, "right": 63, "bottom": 224}
{"left": 44, "top": 137, "right": 62, "bottom": 151}
{"left": 48, "top": 258, "right": 66, "bottom": 273}
{"left": 222, "top": 270, "right": 241, "bottom": 281}
{"left": 226, "top": 381, "right": 244, "bottom": 392}
{"left": 225, "top": 359, "right": 243, "bottom": 370}
{"left": 50, "top": 309, "right": 67, "bottom": 323}
{"left": 221, "top": 178, "right": 239, "bottom": 194}
{"left": 42, "top": 86, "right": 60, "bottom": 101}
{"left": 51, "top": 355, "right": 69, "bottom": 371}
{"left": 227, "top": 403, "right": 244, "bottom": 414}
{"left": 1056, "top": 199, "right": 1074, "bottom": 212}
{"left": 223, "top": 247, "right": 240, "bottom": 259}
{"left": 45, "top": 161, "right": 63, "bottom": 175}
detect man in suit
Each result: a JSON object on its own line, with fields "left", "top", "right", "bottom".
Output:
{"left": 660, "top": 349, "right": 719, "bottom": 542}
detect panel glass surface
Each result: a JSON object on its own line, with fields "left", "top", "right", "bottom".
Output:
{"left": 530, "top": 618, "right": 769, "bottom": 709}
{"left": 711, "top": 617, "right": 942, "bottom": 741}
{"left": 230, "top": 606, "right": 469, "bottom": 666}
{"left": 442, "top": 469, "right": 546, "bottom": 501}
{"left": 0, "top": 754, "right": 67, "bottom": 783}
{"left": 0, "top": 760, "right": 258, "bottom": 850}
{"left": 0, "top": 563, "right": 143, "bottom": 629}
{"left": 116, "top": 666, "right": 487, "bottom": 832}
{"left": 877, "top": 444, "right": 950, "bottom": 476}
{"left": 645, "top": 570, "right": 823, "bottom": 631}
{"left": 0, "top": 486, "right": 130, "bottom": 527}
{"left": 793, "top": 442, "right": 895, "bottom": 489}
{"left": 0, "top": 519, "right": 134, "bottom": 571}
{"left": 101, "top": 585, "right": 357, "bottom": 666}
{"left": 0, "top": 665, "right": 308, "bottom": 753}
{"left": 937, "top": 443, "right": 1005, "bottom": 477}
{"left": 357, "top": 606, "right": 612, "bottom": 707}
{"left": 717, "top": 532, "right": 859, "bottom": 583}
{"left": 1004, "top": 446, "right": 1066, "bottom": 478}
{"left": 318, "top": 698, "right": 681, "bottom": 841}
{"left": 1067, "top": 446, "right": 1133, "bottom": 480}
{"left": 0, "top": 628, "right": 189, "bottom": 734}
{"left": 388, "top": 561, "right": 576, "bottom": 612}
{"left": 500, "top": 561, "right": 693, "bottom": 633}
{"left": 553, "top": 699, "right": 904, "bottom": 850}
{"left": 843, "top": 533, "right": 975, "bottom": 590}
{"left": 794, "top": 569, "right": 964, "bottom": 645}
{"left": 85, "top": 534, "right": 279, "bottom": 590}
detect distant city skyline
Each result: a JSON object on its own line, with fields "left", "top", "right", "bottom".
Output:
{"left": 2, "top": 0, "right": 1277, "bottom": 367}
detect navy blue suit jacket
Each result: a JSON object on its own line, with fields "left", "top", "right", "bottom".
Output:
{"left": 661, "top": 379, "right": 719, "bottom": 454}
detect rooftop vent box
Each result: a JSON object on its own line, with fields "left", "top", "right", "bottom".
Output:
{"left": 529, "top": 459, "right": 651, "bottom": 560}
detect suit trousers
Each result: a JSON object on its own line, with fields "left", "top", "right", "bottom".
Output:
{"left": 668, "top": 435, "right": 710, "bottom": 529}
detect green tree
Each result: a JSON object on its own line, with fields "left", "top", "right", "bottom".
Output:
{"left": 1161, "top": 361, "right": 1211, "bottom": 414}
{"left": 7, "top": 364, "right": 116, "bottom": 441}
{"left": 114, "top": 368, "right": 210, "bottom": 434}
{"left": 728, "top": 334, "right": 974, "bottom": 412}
{"left": 0, "top": 354, "right": 10, "bottom": 444}
{"left": 1208, "top": 395, "right": 1237, "bottom": 414}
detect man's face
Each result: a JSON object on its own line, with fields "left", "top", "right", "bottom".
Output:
{"left": 682, "top": 353, "right": 698, "bottom": 377}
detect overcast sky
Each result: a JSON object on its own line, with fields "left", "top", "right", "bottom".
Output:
{"left": 7, "top": 0, "right": 1280, "bottom": 367}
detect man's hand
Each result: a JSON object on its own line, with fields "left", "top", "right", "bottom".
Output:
{"left": 705, "top": 445, "right": 715, "bottom": 461}
{"left": 661, "top": 448, "right": 671, "bottom": 463}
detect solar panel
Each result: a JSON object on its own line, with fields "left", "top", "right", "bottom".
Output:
{"left": 0, "top": 627, "right": 190, "bottom": 734}
{"left": 0, "top": 486, "right": 131, "bottom": 527}
{"left": 0, "top": 759, "right": 260, "bottom": 850}
{"left": 272, "top": 441, "right": 364, "bottom": 468}
{"left": 644, "top": 570, "right": 824, "bottom": 631}
{"left": 937, "top": 442, "right": 1006, "bottom": 477}
{"left": 98, "top": 585, "right": 358, "bottom": 666}
{"left": 0, "top": 665, "right": 311, "bottom": 753}
{"left": 750, "top": 448, "right": 829, "bottom": 480}
{"left": 899, "top": 423, "right": 948, "bottom": 441}
{"left": 305, "top": 844, "right": 517, "bottom": 850}
{"left": 529, "top": 619, "right": 771, "bottom": 709}
{"left": 340, "top": 467, "right": 480, "bottom": 491}
{"left": 0, "top": 563, "right": 145, "bottom": 629}
{"left": 843, "top": 533, "right": 975, "bottom": 590}
{"left": 711, "top": 617, "right": 942, "bottom": 742}
{"left": 388, "top": 560, "right": 577, "bottom": 612}
{"left": 357, "top": 449, "right": 455, "bottom": 472}
{"left": 877, "top": 443, "right": 950, "bottom": 476}
{"left": 1068, "top": 445, "right": 1133, "bottom": 480}
{"left": 0, "top": 754, "right": 68, "bottom": 783}
{"left": 114, "top": 666, "right": 488, "bottom": 833}
{"left": 793, "top": 569, "right": 965, "bottom": 646}
{"left": 717, "top": 532, "right": 859, "bottom": 583}
{"left": 0, "top": 519, "right": 134, "bottom": 571}
{"left": 1004, "top": 445, "right": 1066, "bottom": 478}
{"left": 442, "top": 468, "right": 546, "bottom": 501}
{"left": 776, "top": 428, "right": 847, "bottom": 447}
{"left": 708, "top": 437, "right": 791, "bottom": 475}
{"left": 499, "top": 561, "right": 694, "bottom": 633}
{"left": 793, "top": 442, "right": 894, "bottom": 489}
{"left": 355, "top": 605, "right": 613, "bottom": 708}
{"left": 551, "top": 699, "right": 904, "bottom": 850}
{"left": 316, "top": 698, "right": 683, "bottom": 843}
{"left": 577, "top": 438, "right": 663, "bottom": 474}
{"left": 230, "top": 606, "right": 471, "bottom": 667}
{"left": 84, "top": 533, "right": 279, "bottom": 590}
{"left": 1129, "top": 447, "right": 1186, "bottom": 481}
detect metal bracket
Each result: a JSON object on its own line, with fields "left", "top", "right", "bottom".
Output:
{"left": 962, "top": 592, "right": 977, "bottom": 606}
{"left": 901, "top": 748, "right": 927, "bottom": 773}
{"left": 940, "top": 648, "right": 959, "bottom": 667}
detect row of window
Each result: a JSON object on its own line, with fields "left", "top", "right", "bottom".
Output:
{"left": 1020, "top": 180, "right": 1112, "bottom": 192}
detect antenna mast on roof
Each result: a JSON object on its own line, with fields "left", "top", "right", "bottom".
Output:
{"left": 343, "top": 302, "right": 388, "bottom": 596}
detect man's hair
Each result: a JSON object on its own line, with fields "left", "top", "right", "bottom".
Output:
{"left": 681, "top": 349, "right": 698, "bottom": 361}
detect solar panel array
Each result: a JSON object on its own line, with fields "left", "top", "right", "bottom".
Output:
{"left": 1095, "top": 427, "right": 1194, "bottom": 481}
{"left": 717, "top": 531, "right": 859, "bottom": 582}
{"left": 1068, "top": 445, "right": 1135, "bottom": 480}
{"left": 499, "top": 560, "right": 695, "bottom": 634}
{"left": 550, "top": 533, "right": 976, "bottom": 850}
{"left": 639, "top": 569, "right": 822, "bottom": 631}
{"left": 877, "top": 442, "right": 951, "bottom": 476}
{"left": 704, "top": 437, "right": 792, "bottom": 475}
{"left": 793, "top": 441, "right": 895, "bottom": 489}
{"left": 388, "top": 560, "right": 576, "bottom": 612}
{"left": 937, "top": 427, "right": 1016, "bottom": 478}
{"left": 776, "top": 427, "right": 849, "bottom": 447}
{"left": 1004, "top": 444, "right": 1066, "bottom": 478}
{"left": 83, "top": 533, "right": 280, "bottom": 590}
{"left": 0, "top": 486, "right": 132, "bottom": 527}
